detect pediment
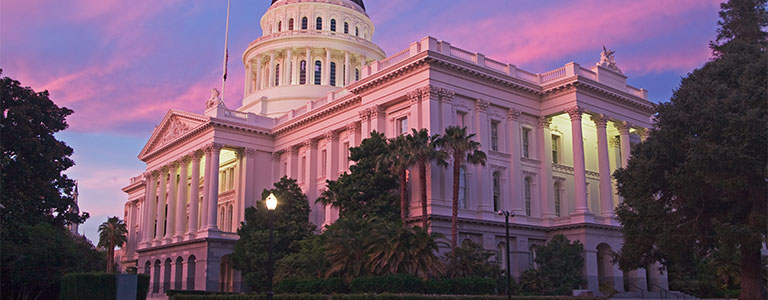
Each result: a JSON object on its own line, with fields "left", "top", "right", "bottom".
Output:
{"left": 138, "top": 110, "right": 208, "bottom": 160}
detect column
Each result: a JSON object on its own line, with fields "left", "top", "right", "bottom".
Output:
{"left": 166, "top": 162, "right": 178, "bottom": 240}
{"left": 359, "top": 109, "right": 371, "bottom": 140}
{"left": 567, "top": 106, "right": 589, "bottom": 213}
{"left": 638, "top": 128, "right": 649, "bottom": 142}
{"left": 439, "top": 89, "right": 455, "bottom": 132}
{"left": 508, "top": 109, "right": 525, "bottom": 216}
{"left": 155, "top": 167, "right": 168, "bottom": 242}
{"left": 286, "top": 147, "right": 297, "bottom": 179}
{"left": 175, "top": 156, "right": 190, "bottom": 241}
{"left": 205, "top": 144, "right": 222, "bottom": 231}
{"left": 323, "top": 131, "right": 339, "bottom": 226}
{"left": 141, "top": 172, "right": 156, "bottom": 245}
{"left": 537, "top": 117, "right": 553, "bottom": 218}
{"left": 201, "top": 148, "right": 211, "bottom": 232}
{"left": 407, "top": 90, "right": 421, "bottom": 131}
{"left": 242, "top": 149, "right": 258, "bottom": 216}
{"left": 254, "top": 56, "right": 262, "bottom": 91}
{"left": 188, "top": 151, "right": 201, "bottom": 237}
{"left": 591, "top": 114, "right": 613, "bottom": 217}
{"left": 370, "top": 105, "right": 386, "bottom": 133}
{"left": 617, "top": 121, "right": 631, "bottom": 168}
{"left": 304, "top": 139, "right": 318, "bottom": 224}
{"left": 474, "top": 99, "right": 491, "bottom": 210}
{"left": 244, "top": 61, "right": 252, "bottom": 96}
{"left": 305, "top": 47, "right": 311, "bottom": 85}
{"left": 285, "top": 49, "right": 292, "bottom": 86}
{"left": 344, "top": 51, "right": 350, "bottom": 86}
{"left": 268, "top": 51, "right": 276, "bottom": 88}
{"left": 323, "top": 48, "right": 331, "bottom": 85}
{"left": 347, "top": 122, "right": 359, "bottom": 148}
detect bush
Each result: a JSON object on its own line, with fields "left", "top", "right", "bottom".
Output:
{"left": 60, "top": 273, "right": 149, "bottom": 300}
{"left": 172, "top": 294, "right": 604, "bottom": 300}
{"left": 350, "top": 275, "right": 426, "bottom": 294}
{"left": 425, "top": 278, "right": 496, "bottom": 295}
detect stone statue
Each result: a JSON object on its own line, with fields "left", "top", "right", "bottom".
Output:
{"left": 206, "top": 88, "right": 224, "bottom": 109}
{"left": 597, "top": 45, "right": 622, "bottom": 74}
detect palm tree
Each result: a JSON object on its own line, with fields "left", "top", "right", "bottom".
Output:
{"left": 384, "top": 135, "right": 415, "bottom": 223}
{"left": 323, "top": 217, "right": 370, "bottom": 282}
{"left": 406, "top": 129, "right": 448, "bottom": 228}
{"left": 366, "top": 221, "right": 446, "bottom": 279}
{"left": 436, "top": 126, "right": 487, "bottom": 253}
{"left": 98, "top": 216, "right": 128, "bottom": 273}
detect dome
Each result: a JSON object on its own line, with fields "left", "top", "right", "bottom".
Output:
{"left": 270, "top": 0, "right": 365, "bottom": 11}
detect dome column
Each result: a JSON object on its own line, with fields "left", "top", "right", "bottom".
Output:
{"left": 254, "top": 56, "right": 262, "bottom": 91}
{"left": 344, "top": 51, "right": 350, "bottom": 86}
{"left": 323, "top": 48, "right": 331, "bottom": 86}
{"left": 268, "top": 51, "right": 276, "bottom": 88}
{"left": 306, "top": 47, "right": 312, "bottom": 85}
{"left": 285, "top": 49, "right": 292, "bottom": 86}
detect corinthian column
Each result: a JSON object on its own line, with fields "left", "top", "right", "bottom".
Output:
{"left": 616, "top": 121, "right": 632, "bottom": 168}
{"left": 205, "top": 144, "right": 222, "bottom": 232}
{"left": 165, "top": 161, "right": 179, "bottom": 241}
{"left": 155, "top": 167, "right": 168, "bottom": 242}
{"left": 591, "top": 114, "right": 613, "bottom": 217}
{"left": 140, "top": 172, "right": 156, "bottom": 246}
{"left": 174, "top": 156, "right": 190, "bottom": 242}
{"left": 188, "top": 151, "right": 202, "bottom": 238}
{"left": 567, "top": 106, "right": 589, "bottom": 213}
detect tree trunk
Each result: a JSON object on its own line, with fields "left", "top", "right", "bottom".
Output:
{"left": 739, "top": 239, "right": 765, "bottom": 300}
{"left": 107, "top": 246, "right": 115, "bottom": 273}
{"left": 420, "top": 161, "right": 428, "bottom": 229}
{"left": 451, "top": 160, "right": 460, "bottom": 253}
{"left": 400, "top": 170, "right": 408, "bottom": 224}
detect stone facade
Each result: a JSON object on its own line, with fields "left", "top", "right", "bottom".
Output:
{"left": 119, "top": 0, "right": 667, "bottom": 298}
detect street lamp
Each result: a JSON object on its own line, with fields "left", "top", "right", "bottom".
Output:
{"left": 265, "top": 193, "right": 277, "bottom": 300}
{"left": 497, "top": 210, "right": 515, "bottom": 300}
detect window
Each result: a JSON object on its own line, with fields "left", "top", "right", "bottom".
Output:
{"left": 497, "top": 242, "right": 507, "bottom": 269}
{"left": 524, "top": 177, "right": 532, "bottom": 216}
{"left": 342, "top": 142, "right": 350, "bottom": 169}
{"left": 321, "top": 149, "right": 327, "bottom": 176}
{"left": 551, "top": 134, "right": 560, "bottom": 164}
{"left": 522, "top": 128, "right": 531, "bottom": 158}
{"left": 282, "top": 162, "right": 288, "bottom": 177}
{"left": 275, "top": 64, "right": 280, "bottom": 86}
{"left": 301, "top": 17, "right": 308, "bottom": 29}
{"left": 458, "top": 167, "right": 467, "bottom": 209}
{"left": 344, "top": 22, "right": 349, "bottom": 33}
{"left": 288, "top": 18, "right": 294, "bottom": 30}
{"left": 456, "top": 112, "right": 466, "bottom": 128}
{"left": 187, "top": 256, "right": 196, "bottom": 290}
{"left": 316, "top": 17, "right": 322, "bottom": 30}
{"left": 397, "top": 117, "right": 408, "bottom": 135}
{"left": 299, "top": 60, "right": 307, "bottom": 84}
{"left": 330, "top": 19, "right": 336, "bottom": 31}
{"left": 355, "top": 26, "right": 359, "bottom": 36}
{"left": 493, "top": 172, "right": 501, "bottom": 211}
{"left": 301, "top": 156, "right": 306, "bottom": 182}
{"left": 314, "top": 60, "right": 322, "bottom": 85}
{"left": 330, "top": 62, "right": 337, "bottom": 86}
{"left": 277, "top": 21, "right": 282, "bottom": 32}
{"left": 554, "top": 182, "right": 561, "bottom": 217}
{"left": 355, "top": 68, "right": 359, "bottom": 81}
{"left": 491, "top": 121, "right": 499, "bottom": 151}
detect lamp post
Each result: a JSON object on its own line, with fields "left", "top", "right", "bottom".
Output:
{"left": 265, "top": 193, "right": 277, "bottom": 300}
{"left": 497, "top": 210, "right": 514, "bottom": 300}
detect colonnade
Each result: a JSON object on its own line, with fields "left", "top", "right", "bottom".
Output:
{"left": 245, "top": 47, "right": 368, "bottom": 95}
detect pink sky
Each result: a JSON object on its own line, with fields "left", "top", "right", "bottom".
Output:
{"left": 0, "top": 0, "right": 722, "bottom": 242}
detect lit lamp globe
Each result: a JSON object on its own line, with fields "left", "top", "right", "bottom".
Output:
{"left": 266, "top": 193, "right": 277, "bottom": 211}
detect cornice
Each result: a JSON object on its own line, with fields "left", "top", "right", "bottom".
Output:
{"left": 542, "top": 79, "right": 655, "bottom": 114}
{"left": 349, "top": 52, "right": 430, "bottom": 94}
{"left": 424, "top": 52, "right": 542, "bottom": 96}
{"left": 272, "top": 95, "right": 362, "bottom": 136}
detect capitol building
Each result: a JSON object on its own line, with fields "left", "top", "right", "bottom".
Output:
{"left": 119, "top": 0, "right": 666, "bottom": 297}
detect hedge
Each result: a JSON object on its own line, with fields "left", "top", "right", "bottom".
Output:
{"left": 274, "top": 275, "right": 496, "bottom": 295}
{"left": 171, "top": 294, "right": 603, "bottom": 300}
{"left": 59, "top": 273, "right": 150, "bottom": 300}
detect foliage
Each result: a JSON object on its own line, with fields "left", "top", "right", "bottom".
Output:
{"left": 275, "top": 235, "right": 328, "bottom": 281}
{"left": 98, "top": 216, "right": 128, "bottom": 273}
{"left": 614, "top": 1, "right": 767, "bottom": 299}
{"left": 232, "top": 177, "right": 316, "bottom": 292}
{"left": 520, "top": 235, "right": 585, "bottom": 295}
{"left": 365, "top": 222, "right": 446, "bottom": 279}
{"left": 445, "top": 238, "right": 500, "bottom": 280}
{"left": 0, "top": 70, "right": 87, "bottom": 229}
{"left": 171, "top": 293, "right": 604, "bottom": 300}
{"left": 59, "top": 273, "right": 149, "bottom": 300}
{"left": 405, "top": 129, "right": 448, "bottom": 228}
{"left": 349, "top": 274, "right": 426, "bottom": 294}
{"left": 1, "top": 223, "right": 104, "bottom": 300}
{"left": 518, "top": 270, "right": 547, "bottom": 296}
{"left": 435, "top": 126, "right": 486, "bottom": 252}
{"left": 383, "top": 134, "right": 415, "bottom": 223}
{"left": 322, "top": 217, "right": 373, "bottom": 282}
{"left": 274, "top": 275, "right": 496, "bottom": 295}
{"left": 317, "top": 131, "right": 401, "bottom": 222}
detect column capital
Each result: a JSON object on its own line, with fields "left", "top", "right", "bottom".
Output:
{"left": 159, "top": 165, "right": 170, "bottom": 173}
{"left": 191, "top": 149, "right": 204, "bottom": 159}
{"left": 615, "top": 121, "right": 631, "bottom": 134}
{"left": 150, "top": 169, "right": 160, "bottom": 177}
{"left": 537, "top": 116, "right": 552, "bottom": 128}
{"left": 565, "top": 106, "right": 584, "bottom": 121}
{"left": 370, "top": 105, "right": 386, "bottom": 118}
{"left": 303, "top": 138, "right": 316, "bottom": 148}
{"left": 638, "top": 128, "right": 650, "bottom": 141}
{"left": 475, "top": 99, "right": 489, "bottom": 113}
{"left": 324, "top": 131, "right": 339, "bottom": 142}
{"left": 272, "top": 151, "right": 282, "bottom": 161}
{"left": 407, "top": 89, "right": 421, "bottom": 103}
{"left": 590, "top": 114, "right": 609, "bottom": 127}
{"left": 285, "top": 146, "right": 298, "bottom": 155}
{"left": 169, "top": 161, "right": 180, "bottom": 169}
{"left": 358, "top": 108, "right": 371, "bottom": 121}
{"left": 438, "top": 88, "right": 455, "bottom": 103}
{"left": 419, "top": 85, "right": 440, "bottom": 100}
{"left": 507, "top": 108, "right": 521, "bottom": 121}
{"left": 609, "top": 136, "right": 622, "bottom": 148}
{"left": 347, "top": 121, "right": 361, "bottom": 133}
{"left": 244, "top": 148, "right": 258, "bottom": 158}
{"left": 180, "top": 155, "right": 192, "bottom": 164}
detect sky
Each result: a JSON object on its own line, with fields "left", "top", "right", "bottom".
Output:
{"left": 1, "top": 0, "right": 723, "bottom": 243}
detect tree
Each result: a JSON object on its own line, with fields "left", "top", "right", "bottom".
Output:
{"left": 384, "top": 135, "right": 415, "bottom": 223}
{"left": 274, "top": 235, "right": 327, "bottom": 281}
{"left": 445, "top": 239, "right": 501, "bottom": 279}
{"left": 405, "top": 129, "right": 447, "bottom": 228}
{"left": 614, "top": 1, "right": 767, "bottom": 299}
{"left": 365, "top": 220, "right": 446, "bottom": 279}
{"left": 317, "top": 132, "right": 401, "bottom": 222}
{"left": 232, "top": 177, "right": 315, "bottom": 291}
{"left": 322, "top": 217, "right": 372, "bottom": 282}
{"left": 97, "top": 216, "right": 127, "bottom": 273}
{"left": 532, "top": 234, "right": 585, "bottom": 295}
{"left": 436, "top": 126, "right": 487, "bottom": 253}
{"left": 0, "top": 71, "right": 87, "bottom": 229}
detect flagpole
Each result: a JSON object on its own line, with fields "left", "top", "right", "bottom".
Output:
{"left": 221, "top": 0, "right": 231, "bottom": 103}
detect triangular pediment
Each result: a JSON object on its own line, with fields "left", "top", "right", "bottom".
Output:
{"left": 138, "top": 110, "right": 208, "bottom": 160}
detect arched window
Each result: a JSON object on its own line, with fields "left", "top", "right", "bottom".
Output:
{"left": 493, "top": 172, "right": 501, "bottom": 211}
{"left": 355, "top": 68, "right": 360, "bottom": 81}
{"left": 458, "top": 167, "right": 467, "bottom": 208}
{"left": 227, "top": 204, "right": 233, "bottom": 232}
{"left": 314, "top": 60, "right": 322, "bottom": 85}
{"left": 274, "top": 63, "right": 280, "bottom": 86}
{"left": 277, "top": 21, "right": 282, "bottom": 32}
{"left": 219, "top": 207, "right": 225, "bottom": 229}
{"left": 299, "top": 60, "right": 307, "bottom": 84}
{"left": 301, "top": 17, "right": 308, "bottom": 29}
{"left": 554, "top": 182, "right": 562, "bottom": 217}
{"left": 355, "top": 26, "right": 359, "bottom": 36}
{"left": 144, "top": 261, "right": 151, "bottom": 275}
{"left": 163, "top": 258, "right": 172, "bottom": 291}
{"left": 288, "top": 18, "right": 294, "bottom": 30}
{"left": 497, "top": 242, "right": 507, "bottom": 270}
{"left": 152, "top": 260, "right": 161, "bottom": 293}
{"left": 186, "top": 255, "right": 196, "bottom": 291}
{"left": 330, "top": 19, "right": 336, "bottom": 32}
{"left": 330, "top": 62, "right": 337, "bottom": 86}
{"left": 174, "top": 257, "right": 183, "bottom": 290}
{"left": 316, "top": 17, "right": 322, "bottom": 30}
{"left": 524, "top": 177, "right": 532, "bottom": 216}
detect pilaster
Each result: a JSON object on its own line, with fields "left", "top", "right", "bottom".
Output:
{"left": 507, "top": 109, "right": 525, "bottom": 216}
{"left": 474, "top": 99, "right": 491, "bottom": 211}
{"left": 537, "top": 116, "right": 553, "bottom": 218}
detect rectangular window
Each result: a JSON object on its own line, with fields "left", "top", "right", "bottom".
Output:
{"left": 551, "top": 135, "right": 560, "bottom": 164}
{"left": 342, "top": 142, "right": 350, "bottom": 169}
{"left": 301, "top": 156, "right": 306, "bottom": 182}
{"left": 522, "top": 128, "right": 530, "bottom": 158}
{"left": 397, "top": 117, "right": 408, "bottom": 135}
{"left": 321, "top": 149, "right": 327, "bottom": 176}
{"left": 456, "top": 112, "right": 466, "bottom": 128}
{"left": 282, "top": 161, "right": 287, "bottom": 177}
{"left": 491, "top": 121, "right": 499, "bottom": 151}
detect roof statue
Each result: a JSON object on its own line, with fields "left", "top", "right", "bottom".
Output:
{"left": 205, "top": 88, "right": 226, "bottom": 109}
{"left": 597, "top": 45, "right": 622, "bottom": 74}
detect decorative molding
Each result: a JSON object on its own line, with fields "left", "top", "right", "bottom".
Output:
{"left": 244, "top": 148, "right": 257, "bottom": 158}
{"left": 565, "top": 106, "right": 584, "bottom": 121}
{"left": 407, "top": 89, "right": 421, "bottom": 103}
{"left": 370, "top": 105, "right": 386, "bottom": 118}
{"left": 358, "top": 109, "right": 371, "bottom": 121}
{"left": 537, "top": 116, "right": 552, "bottom": 128}
{"left": 609, "top": 136, "right": 621, "bottom": 148}
{"left": 590, "top": 114, "right": 608, "bottom": 127}
{"left": 347, "top": 121, "right": 361, "bottom": 132}
{"left": 475, "top": 99, "right": 489, "bottom": 113}
{"left": 638, "top": 128, "right": 650, "bottom": 141}
{"left": 272, "top": 151, "right": 282, "bottom": 161}
{"left": 507, "top": 109, "right": 521, "bottom": 121}
{"left": 615, "top": 121, "right": 631, "bottom": 134}
{"left": 180, "top": 155, "right": 192, "bottom": 164}
{"left": 438, "top": 88, "right": 455, "bottom": 103}
{"left": 419, "top": 85, "right": 440, "bottom": 100}
{"left": 272, "top": 96, "right": 362, "bottom": 136}
{"left": 303, "top": 139, "right": 316, "bottom": 148}
{"left": 324, "top": 131, "right": 339, "bottom": 142}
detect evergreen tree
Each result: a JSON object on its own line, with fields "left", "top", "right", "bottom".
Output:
{"left": 97, "top": 216, "right": 128, "bottom": 273}
{"left": 405, "top": 129, "right": 448, "bottom": 228}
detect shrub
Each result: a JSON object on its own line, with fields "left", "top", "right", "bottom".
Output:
{"left": 60, "top": 273, "right": 149, "bottom": 300}
{"left": 350, "top": 275, "right": 425, "bottom": 293}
